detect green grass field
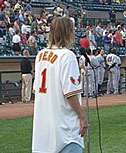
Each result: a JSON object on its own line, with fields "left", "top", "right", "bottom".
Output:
{"left": 0, "top": 105, "right": 126, "bottom": 153}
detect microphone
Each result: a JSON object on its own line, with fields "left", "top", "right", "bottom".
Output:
{"left": 79, "top": 48, "right": 91, "bottom": 65}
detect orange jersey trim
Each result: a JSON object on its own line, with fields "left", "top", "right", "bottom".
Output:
{"left": 64, "top": 89, "right": 82, "bottom": 98}
{"left": 32, "top": 89, "right": 36, "bottom": 93}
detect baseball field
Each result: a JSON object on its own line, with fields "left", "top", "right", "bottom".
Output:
{"left": 0, "top": 93, "right": 126, "bottom": 153}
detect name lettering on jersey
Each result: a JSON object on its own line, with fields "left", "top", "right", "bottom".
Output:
{"left": 107, "top": 56, "right": 112, "bottom": 62}
{"left": 39, "top": 51, "right": 58, "bottom": 64}
{"left": 39, "top": 53, "right": 43, "bottom": 61}
{"left": 70, "top": 76, "right": 81, "bottom": 86}
{"left": 42, "top": 51, "right": 48, "bottom": 61}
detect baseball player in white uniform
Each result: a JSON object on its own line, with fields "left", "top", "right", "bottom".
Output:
{"left": 80, "top": 65, "right": 85, "bottom": 97}
{"left": 79, "top": 49, "right": 99, "bottom": 97}
{"left": 92, "top": 49, "right": 99, "bottom": 95}
{"left": 96, "top": 48, "right": 106, "bottom": 95}
{"left": 116, "top": 52, "right": 121, "bottom": 93}
{"left": 106, "top": 48, "right": 118, "bottom": 94}
{"left": 32, "top": 17, "right": 87, "bottom": 153}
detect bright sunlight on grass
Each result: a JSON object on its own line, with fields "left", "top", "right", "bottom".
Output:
{"left": 0, "top": 105, "right": 126, "bottom": 153}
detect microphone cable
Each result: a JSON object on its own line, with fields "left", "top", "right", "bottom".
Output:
{"left": 79, "top": 48, "right": 103, "bottom": 153}
{"left": 93, "top": 66, "right": 103, "bottom": 153}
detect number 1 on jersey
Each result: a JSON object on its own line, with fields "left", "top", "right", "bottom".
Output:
{"left": 39, "top": 68, "right": 47, "bottom": 93}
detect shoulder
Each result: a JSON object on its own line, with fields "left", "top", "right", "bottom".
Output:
{"left": 60, "top": 48, "right": 77, "bottom": 63}
{"left": 106, "top": 54, "right": 111, "bottom": 58}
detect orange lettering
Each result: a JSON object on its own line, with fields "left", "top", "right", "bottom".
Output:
{"left": 39, "top": 53, "right": 43, "bottom": 61}
{"left": 47, "top": 52, "right": 53, "bottom": 61}
{"left": 50, "top": 54, "right": 58, "bottom": 64}
{"left": 42, "top": 51, "right": 48, "bottom": 61}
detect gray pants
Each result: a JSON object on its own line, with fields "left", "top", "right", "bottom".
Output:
{"left": 107, "top": 67, "right": 118, "bottom": 94}
{"left": 93, "top": 69, "right": 98, "bottom": 94}
{"left": 84, "top": 69, "right": 94, "bottom": 96}
{"left": 98, "top": 67, "right": 105, "bottom": 85}
{"left": 117, "top": 67, "right": 120, "bottom": 91}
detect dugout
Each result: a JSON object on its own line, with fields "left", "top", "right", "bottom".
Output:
{"left": 0, "top": 55, "right": 126, "bottom": 103}
{"left": 0, "top": 56, "right": 35, "bottom": 103}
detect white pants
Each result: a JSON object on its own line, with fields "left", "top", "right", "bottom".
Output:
{"left": 22, "top": 74, "right": 32, "bottom": 102}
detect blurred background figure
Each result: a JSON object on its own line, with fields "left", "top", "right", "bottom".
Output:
{"left": 20, "top": 50, "right": 34, "bottom": 103}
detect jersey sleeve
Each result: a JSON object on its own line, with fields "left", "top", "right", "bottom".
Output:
{"left": 118, "top": 57, "right": 121, "bottom": 65}
{"left": 113, "top": 55, "right": 118, "bottom": 64}
{"left": 60, "top": 54, "right": 82, "bottom": 98}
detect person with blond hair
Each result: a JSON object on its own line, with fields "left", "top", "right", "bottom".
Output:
{"left": 32, "top": 17, "right": 87, "bottom": 153}
{"left": 20, "top": 50, "right": 33, "bottom": 103}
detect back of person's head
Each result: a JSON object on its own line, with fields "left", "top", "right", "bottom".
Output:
{"left": 112, "top": 48, "right": 117, "bottom": 54}
{"left": 105, "top": 31, "right": 108, "bottom": 35}
{"left": 49, "top": 17, "right": 74, "bottom": 49}
{"left": 66, "top": 5, "right": 69, "bottom": 9}
{"left": 1, "top": 8, "right": 5, "bottom": 12}
{"left": 109, "top": 29, "right": 113, "bottom": 33}
{"left": 86, "top": 49, "right": 91, "bottom": 55}
{"left": 118, "top": 26, "right": 121, "bottom": 31}
{"left": 97, "top": 22, "right": 101, "bottom": 26}
{"left": 33, "top": 16, "right": 37, "bottom": 22}
{"left": 15, "top": 29, "right": 19, "bottom": 34}
{"left": 82, "top": 34, "right": 86, "bottom": 38}
{"left": 31, "top": 30, "right": 36, "bottom": 35}
{"left": 109, "top": 48, "right": 114, "bottom": 54}
{"left": 23, "top": 50, "right": 29, "bottom": 57}
{"left": 92, "top": 49, "right": 97, "bottom": 55}
{"left": 28, "top": 0, "right": 31, "bottom": 4}
{"left": 112, "top": 30, "right": 116, "bottom": 35}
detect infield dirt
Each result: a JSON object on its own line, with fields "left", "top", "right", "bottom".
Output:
{"left": 0, "top": 92, "right": 126, "bottom": 119}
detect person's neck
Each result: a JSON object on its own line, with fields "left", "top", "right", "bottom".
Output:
{"left": 24, "top": 56, "right": 28, "bottom": 58}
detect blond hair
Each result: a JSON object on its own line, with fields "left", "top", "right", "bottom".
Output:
{"left": 48, "top": 17, "right": 74, "bottom": 49}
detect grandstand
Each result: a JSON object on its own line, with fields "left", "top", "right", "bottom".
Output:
{"left": 0, "top": 0, "right": 126, "bottom": 55}
{"left": 0, "top": 0, "right": 126, "bottom": 102}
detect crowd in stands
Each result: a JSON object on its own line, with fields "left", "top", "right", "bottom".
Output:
{"left": 80, "top": 20, "right": 126, "bottom": 55}
{"left": 0, "top": 0, "right": 126, "bottom": 56}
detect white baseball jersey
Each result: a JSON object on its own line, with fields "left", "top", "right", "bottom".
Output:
{"left": 116, "top": 55, "right": 121, "bottom": 67}
{"left": 96, "top": 54, "right": 106, "bottom": 69}
{"left": 106, "top": 53, "right": 118, "bottom": 67}
{"left": 79, "top": 55, "right": 98, "bottom": 70}
{"left": 116, "top": 55, "right": 121, "bottom": 84}
{"left": 32, "top": 46, "right": 84, "bottom": 153}
{"left": 96, "top": 54, "right": 105, "bottom": 85}
{"left": 79, "top": 54, "right": 98, "bottom": 96}
{"left": 106, "top": 53, "right": 118, "bottom": 94}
